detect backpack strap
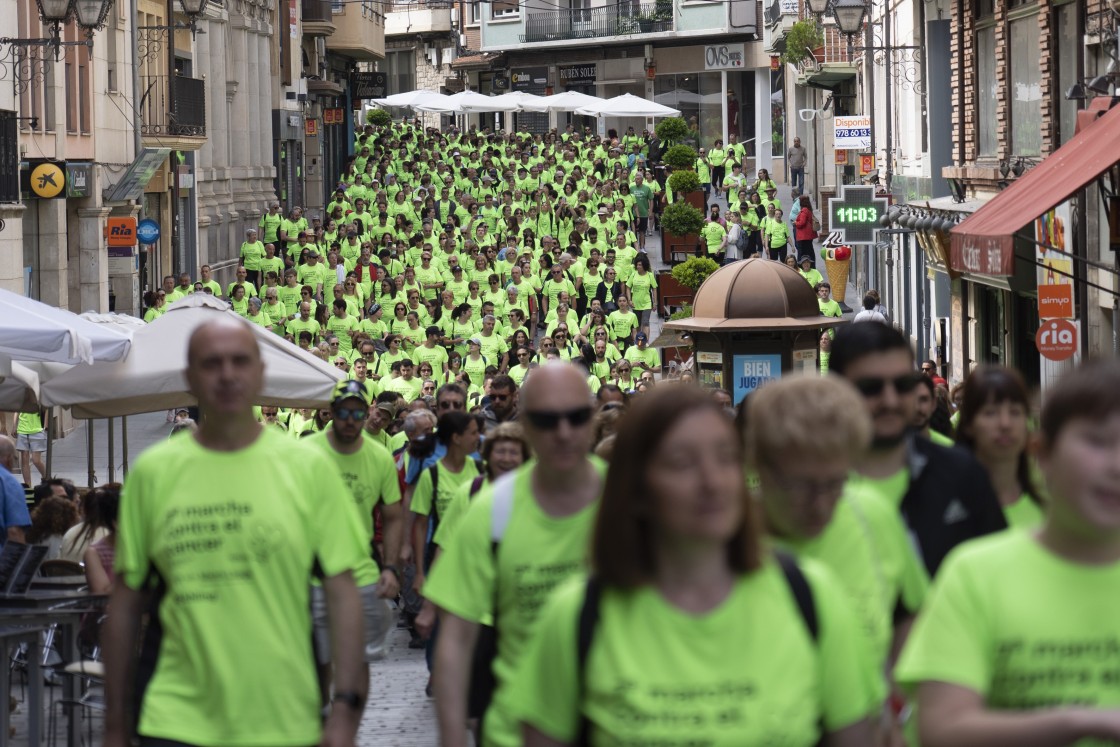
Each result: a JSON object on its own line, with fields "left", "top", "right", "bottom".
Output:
{"left": 573, "top": 575, "right": 602, "bottom": 747}
{"left": 489, "top": 470, "right": 517, "bottom": 547}
{"left": 468, "top": 474, "right": 486, "bottom": 498}
{"left": 775, "top": 550, "right": 818, "bottom": 642}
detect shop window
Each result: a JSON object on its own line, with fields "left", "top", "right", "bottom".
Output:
{"left": 1054, "top": 1, "right": 1078, "bottom": 145}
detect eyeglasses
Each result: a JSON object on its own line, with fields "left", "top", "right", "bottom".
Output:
{"left": 438, "top": 399, "right": 465, "bottom": 411}
{"left": 764, "top": 465, "right": 847, "bottom": 503}
{"left": 333, "top": 407, "right": 368, "bottom": 421}
{"left": 525, "top": 406, "right": 594, "bottom": 430}
{"left": 852, "top": 372, "right": 924, "bottom": 398}
{"left": 517, "top": 351, "right": 530, "bottom": 357}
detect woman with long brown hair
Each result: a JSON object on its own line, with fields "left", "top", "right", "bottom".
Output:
{"left": 512, "top": 385, "right": 878, "bottom": 747}
{"left": 955, "top": 365, "right": 1045, "bottom": 529}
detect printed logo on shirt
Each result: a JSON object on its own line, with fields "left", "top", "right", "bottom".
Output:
{"left": 943, "top": 499, "right": 970, "bottom": 525}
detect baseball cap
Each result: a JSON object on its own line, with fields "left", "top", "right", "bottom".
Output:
{"left": 636, "top": 332, "right": 648, "bottom": 342}
{"left": 331, "top": 379, "right": 372, "bottom": 407}
{"left": 306, "top": 249, "right": 319, "bottom": 258}
{"left": 468, "top": 337, "right": 482, "bottom": 347}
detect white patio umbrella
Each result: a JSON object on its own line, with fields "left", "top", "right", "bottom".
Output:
{"left": 491, "top": 91, "right": 550, "bottom": 112}
{"left": 540, "top": 90, "right": 607, "bottom": 112}
{"left": 41, "top": 295, "right": 345, "bottom": 418}
{"left": 445, "top": 89, "right": 522, "bottom": 113}
{"left": 410, "top": 91, "right": 466, "bottom": 113}
{"left": 0, "top": 287, "right": 132, "bottom": 365}
{"left": 575, "top": 93, "right": 681, "bottom": 117}
{"left": 375, "top": 90, "right": 442, "bottom": 108}
{"left": 0, "top": 359, "right": 40, "bottom": 413}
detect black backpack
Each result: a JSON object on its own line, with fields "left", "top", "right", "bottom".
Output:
{"left": 571, "top": 551, "right": 820, "bottom": 746}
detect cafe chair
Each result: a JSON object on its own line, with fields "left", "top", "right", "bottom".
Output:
{"left": 48, "top": 658, "right": 104, "bottom": 747}
{"left": 38, "top": 561, "right": 85, "bottom": 578}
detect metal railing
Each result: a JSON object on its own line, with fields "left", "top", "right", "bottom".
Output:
{"left": 139, "top": 74, "right": 206, "bottom": 138}
{"left": 521, "top": 2, "right": 672, "bottom": 43}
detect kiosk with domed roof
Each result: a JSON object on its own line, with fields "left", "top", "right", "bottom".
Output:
{"left": 663, "top": 258, "right": 847, "bottom": 404}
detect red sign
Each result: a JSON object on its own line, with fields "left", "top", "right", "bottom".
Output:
{"left": 1035, "top": 318, "right": 1078, "bottom": 361}
{"left": 1038, "top": 283, "right": 1074, "bottom": 319}
{"left": 950, "top": 234, "right": 1015, "bottom": 276}
{"left": 834, "top": 150, "right": 848, "bottom": 165}
{"left": 305, "top": 119, "right": 318, "bottom": 136}
{"left": 106, "top": 217, "right": 137, "bottom": 247}
{"left": 324, "top": 108, "right": 345, "bottom": 125}
{"left": 859, "top": 154, "right": 876, "bottom": 175}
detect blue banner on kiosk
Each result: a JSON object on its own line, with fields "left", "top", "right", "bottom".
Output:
{"left": 732, "top": 354, "right": 781, "bottom": 404}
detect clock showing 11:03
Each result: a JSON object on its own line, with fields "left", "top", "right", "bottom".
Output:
{"left": 827, "top": 186, "right": 889, "bottom": 245}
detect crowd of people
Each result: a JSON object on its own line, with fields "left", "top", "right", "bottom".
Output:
{"left": 3, "top": 118, "right": 1118, "bottom": 747}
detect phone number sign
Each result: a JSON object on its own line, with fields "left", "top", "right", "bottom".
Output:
{"left": 834, "top": 116, "right": 871, "bottom": 150}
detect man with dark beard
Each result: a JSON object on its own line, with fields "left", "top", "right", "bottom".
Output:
{"left": 830, "top": 323, "right": 1006, "bottom": 576}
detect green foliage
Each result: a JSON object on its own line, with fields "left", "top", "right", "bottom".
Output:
{"left": 667, "top": 170, "right": 701, "bottom": 195}
{"left": 655, "top": 117, "right": 690, "bottom": 145}
{"left": 669, "top": 304, "right": 694, "bottom": 320}
{"left": 365, "top": 108, "right": 391, "bottom": 127}
{"left": 661, "top": 202, "right": 705, "bottom": 238}
{"left": 671, "top": 256, "right": 719, "bottom": 290}
{"left": 663, "top": 144, "right": 698, "bottom": 171}
{"left": 781, "top": 20, "right": 823, "bottom": 67}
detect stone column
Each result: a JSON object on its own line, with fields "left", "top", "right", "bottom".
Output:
{"left": 77, "top": 207, "right": 112, "bottom": 312}
{"left": 755, "top": 68, "right": 773, "bottom": 178}
{"left": 35, "top": 199, "right": 68, "bottom": 309}
{"left": 0, "top": 204, "right": 27, "bottom": 294}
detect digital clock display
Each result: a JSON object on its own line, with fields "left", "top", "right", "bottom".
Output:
{"left": 834, "top": 206, "right": 881, "bottom": 223}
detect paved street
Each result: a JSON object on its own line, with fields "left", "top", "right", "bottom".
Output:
{"left": 8, "top": 626, "right": 438, "bottom": 746}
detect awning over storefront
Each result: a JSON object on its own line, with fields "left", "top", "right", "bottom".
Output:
{"left": 950, "top": 100, "right": 1120, "bottom": 276}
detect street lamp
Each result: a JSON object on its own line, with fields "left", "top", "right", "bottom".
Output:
{"left": 804, "top": 0, "right": 830, "bottom": 17}
{"left": 1, "top": 0, "right": 113, "bottom": 91}
{"left": 832, "top": 0, "right": 868, "bottom": 42}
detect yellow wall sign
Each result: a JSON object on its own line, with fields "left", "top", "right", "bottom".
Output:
{"left": 30, "top": 162, "right": 66, "bottom": 198}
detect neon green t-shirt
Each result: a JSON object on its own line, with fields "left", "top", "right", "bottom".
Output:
{"left": 626, "top": 271, "right": 655, "bottom": 311}
{"left": 410, "top": 458, "right": 481, "bottom": 523}
{"left": 307, "top": 431, "right": 402, "bottom": 586}
{"left": 780, "top": 494, "right": 928, "bottom": 670}
{"left": 844, "top": 469, "right": 910, "bottom": 509}
{"left": 606, "top": 309, "right": 638, "bottom": 342}
{"left": 1003, "top": 493, "right": 1045, "bottom": 530}
{"left": 115, "top": 428, "right": 368, "bottom": 747}
{"left": 623, "top": 344, "right": 660, "bottom": 370}
{"left": 510, "top": 559, "right": 882, "bottom": 746}
{"left": 17, "top": 412, "right": 43, "bottom": 434}
{"left": 895, "top": 531, "right": 1120, "bottom": 735}
{"left": 424, "top": 458, "right": 606, "bottom": 747}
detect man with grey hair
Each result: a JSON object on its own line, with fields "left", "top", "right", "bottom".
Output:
{"left": 240, "top": 227, "right": 266, "bottom": 289}
{"left": 0, "top": 435, "right": 31, "bottom": 546}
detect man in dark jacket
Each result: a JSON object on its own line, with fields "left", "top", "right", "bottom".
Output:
{"left": 830, "top": 323, "right": 1006, "bottom": 576}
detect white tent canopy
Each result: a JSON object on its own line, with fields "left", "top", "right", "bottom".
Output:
{"left": 409, "top": 91, "right": 466, "bottom": 113}
{"left": 540, "top": 90, "right": 608, "bottom": 112}
{"left": 374, "top": 90, "right": 443, "bottom": 108}
{"left": 0, "top": 288, "right": 133, "bottom": 365}
{"left": 575, "top": 93, "right": 681, "bottom": 118}
{"left": 41, "top": 295, "right": 344, "bottom": 418}
{"left": 491, "top": 91, "right": 550, "bottom": 112}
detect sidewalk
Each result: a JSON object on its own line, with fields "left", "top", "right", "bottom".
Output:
{"left": 47, "top": 410, "right": 170, "bottom": 488}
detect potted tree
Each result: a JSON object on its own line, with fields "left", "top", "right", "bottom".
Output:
{"left": 659, "top": 142, "right": 706, "bottom": 264}
{"left": 660, "top": 255, "right": 719, "bottom": 319}
{"left": 365, "top": 108, "right": 392, "bottom": 128}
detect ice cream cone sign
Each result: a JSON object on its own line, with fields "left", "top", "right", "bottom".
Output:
{"left": 820, "top": 232, "right": 852, "bottom": 303}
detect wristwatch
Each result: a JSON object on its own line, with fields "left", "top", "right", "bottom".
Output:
{"left": 332, "top": 691, "right": 365, "bottom": 711}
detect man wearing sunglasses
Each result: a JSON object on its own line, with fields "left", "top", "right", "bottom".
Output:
{"left": 830, "top": 323, "right": 1005, "bottom": 576}
{"left": 425, "top": 363, "right": 605, "bottom": 747}
{"left": 308, "top": 380, "right": 405, "bottom": 700}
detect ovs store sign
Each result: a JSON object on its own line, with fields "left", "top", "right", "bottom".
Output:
{"left": 732, "top": 354, "right": 781, "bottom": 404}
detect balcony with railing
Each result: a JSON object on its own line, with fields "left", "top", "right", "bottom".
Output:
{"left": 763, "top": 0, "right": 799, "bottom": 52}
{"left": 520, "top": 2, "right": 672, "bottom": 44}
{"left": 139, "top": 74, "right": 207, "bottom": 151}
{"left": 385, "top": 0, "right": 452, "bottom": 36}
{"left": 326, "top": 0, "right": 385, "bottom": 60}
{"left": 302, "top": 0, "right": 336, "bottom": 36}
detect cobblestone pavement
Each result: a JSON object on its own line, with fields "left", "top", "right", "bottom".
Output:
{"left": 6, "top": 626, "right": 438, "bottom": 746}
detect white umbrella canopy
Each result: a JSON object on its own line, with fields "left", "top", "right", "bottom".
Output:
{"left": 575, "top": 93, "right": 681, "bottom": 117}
{"left": 0, "top": 359, "right": 41, "bottom": 413}
{"left": 41, "top": 295, "right": 345, "bottom": 418}
{"left": 0, "top": 288, "right": 132, "bottom": 365}
{"left": 410, "top": 91, "right": 466, "bottom": 113}
{"left": 492, "top": 91, "right": 550, "bottom": 112}
{"left": 444, "top": 90, "right": 522, "bottom": 113}
{"left": 540, "top": 90, "right": 607, "bottom": 112}
{"left": 375, "top": 90, "right": 441, "bottom": 108}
